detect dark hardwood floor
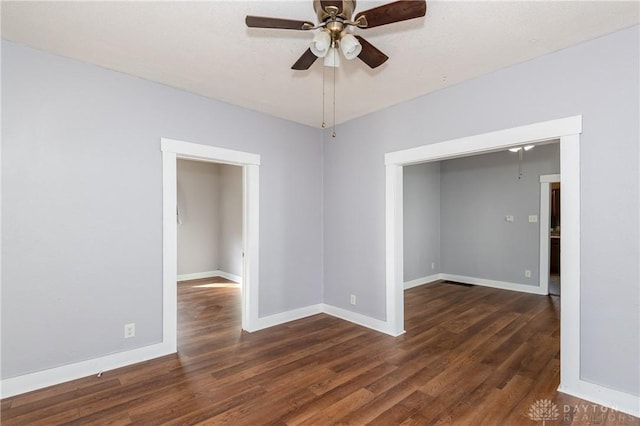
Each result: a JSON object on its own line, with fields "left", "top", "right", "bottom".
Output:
{"left": 2, "top": 279, "right": 638, "bottom": 425}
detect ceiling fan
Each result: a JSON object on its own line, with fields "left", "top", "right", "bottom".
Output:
{"left": 246, "top": 0, "right": 427, "bottom": 70}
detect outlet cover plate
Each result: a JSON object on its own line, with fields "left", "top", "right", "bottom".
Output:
{"left": 124, "top": 323, "right": 135, "bottom": 338}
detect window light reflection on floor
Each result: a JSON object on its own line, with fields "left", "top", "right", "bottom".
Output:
{"left": 192, "top": 283, "right": 240, "bottom": 289}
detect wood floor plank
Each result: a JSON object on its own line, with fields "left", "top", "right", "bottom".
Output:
{"left": 2, "top": 279, "right": 638, "bottom": 425}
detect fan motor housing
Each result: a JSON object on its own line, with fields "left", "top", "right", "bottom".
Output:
{"left": 314, "top": 0, "right": 356, "bottom": 22}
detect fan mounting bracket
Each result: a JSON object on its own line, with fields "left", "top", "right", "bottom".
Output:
{"left": 313, "top": 0, "right": 356, "bottom": 23}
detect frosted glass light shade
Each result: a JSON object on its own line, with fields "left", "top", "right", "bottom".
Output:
{"left": 310, "top": 31, "right": 331, "bottom": 57}
{"left": 339, "top": 34, "right": 361, "bottom": 60}
{"left": 509, "top": 145, "right": 535, "bottom": 153}
{"left": 323, "top": 47, "right": 341, "bottom": 67}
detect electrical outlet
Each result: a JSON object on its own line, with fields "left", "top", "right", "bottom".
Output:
{"left": 529, "top": 215, "right": 538, "bottom": 223}
{"left": 505, "top": 215, "right": 514, "bottom": 222}
{"left": 525, "top": 270, "right": 531, "bottom": 278}
{"left": 124, "top": 323, "right": 135, "bottom": 338}
{"left": 431, "top": 262, "right": 435, "bottom": 270}
{"left": 350, "top": 294, "right": 356, "bottom": 305}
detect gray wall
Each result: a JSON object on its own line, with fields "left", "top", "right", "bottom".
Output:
{"left": 176, "top": 160, "right": 242, "bottom": 277}
{"left": 1, "top": 41, "right": 323, "bottom": 379}
{"left": 177, "top": 159, "right": 221, "bottom": 276}
{"left": 403, "top": 162, "right": 441, "bottom": 282}
{"left": 219, "top": 164, "right": 243, "bottom": 277}
{"left": 440, "top": 144, "right": 560, "bottom": 285}
{"left": 323, "top": 26, "right": 639, "bottom": 395}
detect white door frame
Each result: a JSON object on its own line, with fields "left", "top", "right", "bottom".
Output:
{"left": 161, "top": 138, "right": 261, "bottom": 353}
{"left": 385, "top": 116, "right": 581, "bottom": 394}
{"left": 539, "top": 174, "right": 561, "bottom": 295}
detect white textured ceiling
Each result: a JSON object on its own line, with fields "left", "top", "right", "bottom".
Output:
{"left": 2, "top": 1, "right": 638, "bottom": 128}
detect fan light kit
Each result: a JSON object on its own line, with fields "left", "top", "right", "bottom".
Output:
{"left": 509, "top": 145, "right": 535, "bottom": 179}
{"left": 246, "top": 0, "right": 427, "bottom": 133}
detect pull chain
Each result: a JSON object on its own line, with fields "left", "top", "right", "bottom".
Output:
{"left": 321, "top": 63, "right": 326, "bottom": 129}
{"left": 332, "top": 49, "right": 336, "bottom": 138}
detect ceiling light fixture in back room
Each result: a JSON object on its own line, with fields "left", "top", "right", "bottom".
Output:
{"left": 246, "top": 0, "right": 427, "bottom": 136}
{"left": 509, "top": 145, "right": 535, "bottom": 179}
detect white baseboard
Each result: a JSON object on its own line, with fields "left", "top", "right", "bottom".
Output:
{"left": 177, "top": 270, "right": 241, "bottom": 283}
{"left": 322, "top": 304, "right": 404, "bottom": 337}
{"left": 248, "top": 304, "right": 323, "bottom": 332}
{"left": 177, "top": 270, "right": 218, "bottom": 281}
{"left": 439, "top": 273, "right": 547, "bottom": 295}
{"left": 404, "top": 274, "right": 441, "bottom": 290}
{"left": 214, "top": 270, "right": 242, "bottom": 284}
{"left": 559, "top": 379, "right": 640, "bottom": 418}
{"left": 0, "top": 302, "right": 393, "bottom": 398}
{"left": 404, "top": 273, "right": 546, "bottom": 295}
{"left": 0, "top": 273, "right": 544, "bottom": 398}
{"left": 6, "top": 285, "right": 636, "bottom": 420}
{"left": 0, "top": 341, "right": 174, "bottom": 399}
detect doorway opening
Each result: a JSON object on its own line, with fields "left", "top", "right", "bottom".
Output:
{"left": 385, "top": 116, "right": 582, "bottom": 395}
{"left": 549, "top": 182, "right": 561, "bottom": 296}
{"left": 539, "top": 174, "right": 561, "bottom": 296}
{"left": 176, "top": 159, "right": 244, "bottom": 350}
{"left": 161, "top": 138, "right": 261, "bottom": 354}
{"left": 403, "top": 143, "right": 560, "bottom": 293}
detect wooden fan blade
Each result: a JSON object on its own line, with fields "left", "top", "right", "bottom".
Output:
{"left": 246, "top": 15, "right": 314, "bottom": 30}
{"left": 292, "top": 48, "right": 319, "bottom": 70}
{"left": 355, "top": 1, "right": 426, "bottom": 28}
{"left": 355, "top": 36, "right": 389, "bottom": 69}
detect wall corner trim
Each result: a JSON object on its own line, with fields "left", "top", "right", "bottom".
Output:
{"left": 322, "top": 304, "right": 405, "bottom": 337}
{"left": 404, "top": 274, "right": 441, "bottom": 289}
{"left": 246, "top": 304, "right": 323, "bottom": 333}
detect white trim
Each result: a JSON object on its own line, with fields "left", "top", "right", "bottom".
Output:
{"left": 405, "top": 272, "right": 550, "bottom": 294}
{"left": 161, "top": 138, "right": 260, "bottom": 166}
{"left": 177, "top": 271, "right": 218, "bottom": 282}
{"left": 385, "top": 164, "right": 405, "bottom": 336}
{"left": 559, "top": 380, "right": 640, "bottom": 418}
{"left": 162, "top": 151, "right": 178, "bottom": 354}
{"left": 558, "top": 134, "right": 581, "bottom": 395}
{"left": 6, "top": 298, "right": 638, "bottom": 416}
{"left": 385, "top": 116, "right": 581, "bottom": 165}
{"left": 439, "top": 273, "right": 547, "bottom": 295}
{"left": 540, "top": 173, "right": 561, "bottom": 183}
{"left": 242, "top": 165, "right": 260, "bottom": 331}
{"left": 249, "top": 304, "right": 323, "bottom": 332}
{"left": 0, "top": 342, "right": 173, "bottom": 399}
{"left": 177, "top": 270, "right": 242, "bottom": 283}
{"left": 215, "top": 270, "right": 242, "bottom": 284}
{"left": 385, "top": 116, "right": 592, "bottom": 407}
{"left": 539, "top": 174, "right": 561, "bottom": 295}
{"left": 161, "top": 138, "right": 261, "bottom": 334}
{"left": 322, "top": 304, "right": 404, "bottom": 337}
{"left": 404, "top": 274, "right": 441, "bottom": 289}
